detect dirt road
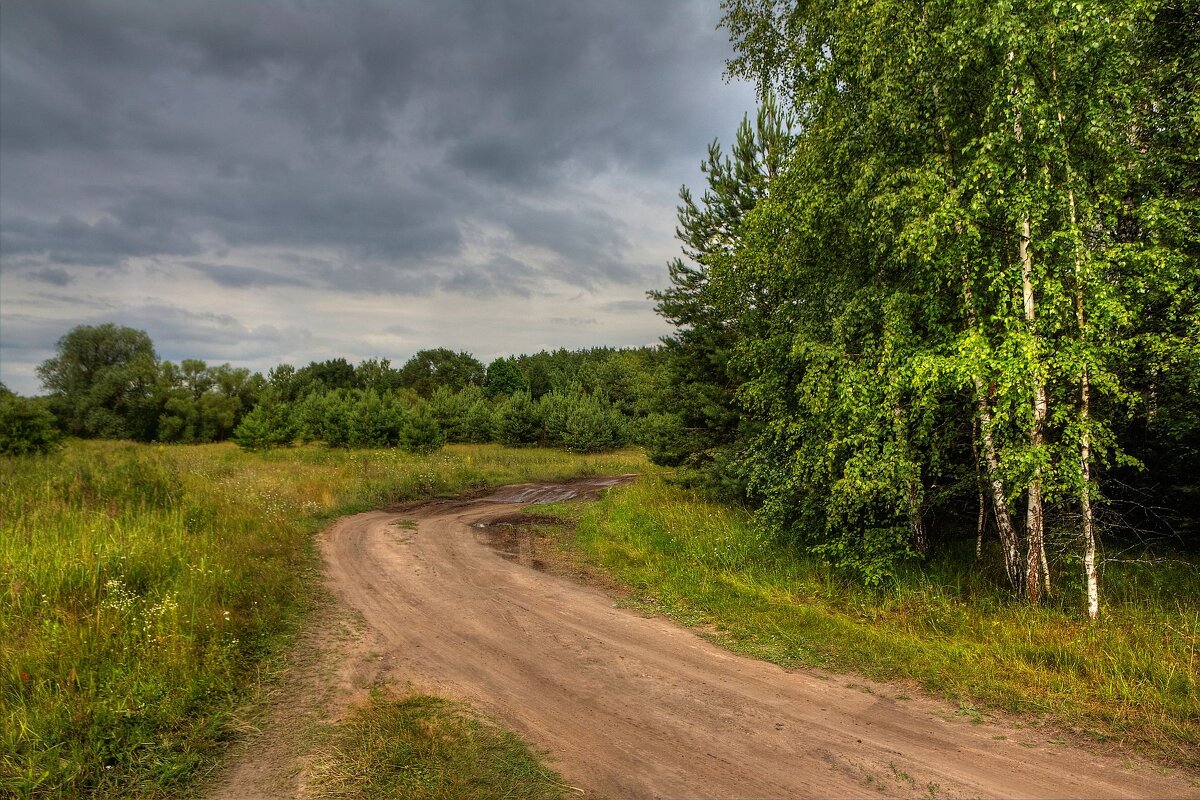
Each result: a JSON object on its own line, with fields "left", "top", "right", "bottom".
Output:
{"left": 218, "top": 478, "right": 1199, "bottom": 799}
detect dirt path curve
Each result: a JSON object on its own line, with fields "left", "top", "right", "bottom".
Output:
{"left": 218, "top": 477, "right": 1199, "bottom": 799}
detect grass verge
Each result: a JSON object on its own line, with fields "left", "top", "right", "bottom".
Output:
{"left": 549, "top": 476, "right": 1199, "bottom": 768}
{"left": 0, "top": 440, "right": 647, "bottom": 799}
{"left": 309, "top": 692, "right": 570, "bottom": 800}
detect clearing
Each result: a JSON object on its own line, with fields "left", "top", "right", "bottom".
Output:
{"left": 211, "top": 477, "right": 1199, "bottom": 799}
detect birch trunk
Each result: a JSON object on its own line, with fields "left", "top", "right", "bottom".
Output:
{"left": 1066, "top": 166, "right": 1099, "bottom": 620}
{"left": 1053, "top": 59, "right": 1099, "bottom": 619}
{"left": 972, "top": 416, "right": 986, "bottom": 560}
{"left": 1014, "top": 77, "right": 1047, "bottom": 604}
{"left": 963, "top": 279, "right": 1024, "bottom": 591}
{"left": 1019, "top": 205, "right": 1048, "bottom": 603}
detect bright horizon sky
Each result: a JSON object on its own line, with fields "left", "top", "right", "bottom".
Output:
{"left": 0, "top": 2, "right": 758, "bottom": 394}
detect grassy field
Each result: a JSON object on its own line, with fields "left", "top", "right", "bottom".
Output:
{"left": 0, "top": 440, "right": 647, "bottom": 799}
{"left": 555, "top": 476, "right": 1200, "bottom": 768}
{"left": 5, "top": 440, "right": 1196, "bottom": 797}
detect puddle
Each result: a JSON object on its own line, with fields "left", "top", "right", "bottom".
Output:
{"left": 479, "top": 475, "right": 635, "bottom": 505}
{"left": 473, "top": 514, "right": 562, "bottom": 572}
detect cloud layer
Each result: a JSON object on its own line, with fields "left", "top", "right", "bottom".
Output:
{"left": 0, "top": 1, "right": 756, "bottom": 393}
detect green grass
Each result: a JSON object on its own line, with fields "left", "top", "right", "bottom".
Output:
{"left": 310, "top": 692, "right": 569, "bottom": 800}
{"left": 559, "top": 476, "right": 1200, "bottom": 767}
{"left": 0, "top": 440, "right": 648, "bottom": 799}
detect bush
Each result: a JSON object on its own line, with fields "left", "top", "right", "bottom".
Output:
{"left": 538, "top": 392, "right": 571, "bottom": 446}
{"left": 429, "top": 385, "right": 484, "bottom": 443}
{"left": 496, "top": 392, "right": 541, "bottom": 446}
{"left": 399, "top": 404, "right": 446, "bottom": 454}
{"left": 560, "top": 393, "right": 626, "bottom": 453}
{"left": 464, "top": 399, "right": 497, "bottom": 443}
{"left": 232, "top": 403, "right": 294, "bottom": 451}
{"left": 318, "top": 391, "right": 356, "bottom": 448}
{"left": 352, "top": 391, "right": 405, "bottom": 447}
{"left": 0, "top": 393, "right": 61, "bottom": 456}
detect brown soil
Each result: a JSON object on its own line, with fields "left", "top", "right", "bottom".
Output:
{"left": 210, "top": 477, "right": 1200, "bottom": 799}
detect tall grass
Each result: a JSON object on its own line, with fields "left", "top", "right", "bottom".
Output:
{"left": 569, "top": 476, "right": 1200, "bottom": 766}
{"left": 0, "top": 440, "right": 648, "bottom": 799}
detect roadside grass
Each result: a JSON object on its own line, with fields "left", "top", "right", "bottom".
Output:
{"left": 556, "top": 476, "right": 1200, "bottom": 768}
{"left": 0, "top": 440, "right": 648, "bottom": 799}
{"left": 309, "top": 692, "right": 569, "bottom": 800}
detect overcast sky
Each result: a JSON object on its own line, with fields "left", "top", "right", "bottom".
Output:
{"left": 0, "top": 1, "right": 756, "bottom": 394}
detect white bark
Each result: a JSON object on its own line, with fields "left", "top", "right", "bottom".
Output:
{"left": 1014, "top": 74, "right": 1047, "bottom": 603}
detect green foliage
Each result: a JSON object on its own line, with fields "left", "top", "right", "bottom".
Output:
{"left": 311, "top": 693, "right": 568, "bottom": 800}
{"left": 294, "top": 358, "right": 357, "bottom": 396}
{"left": 647, "top": 94, "right": 789, "bottom": 496}
{"left": 231, "top": 403, "right": 294, "bottom": 451}
{"left": 156, "top": 360, "right": 260, "bottom": 444}
{"left": 315, "top": 390, "right": 356, "bottom": 448}
{"left": 653, "top": 0, "right": 1200, "bottom": 594}
{"left": 37, "top": 324, "right": 160, "bottom": 441}
{"left": 0, "top": 394, "right": 61, "bottom": 456}
{"left": 352, "top": 391, "right": 405, "bottom": 448}
{"left": 539, "top": 391, "right": 627, "bottom": 453}
{"left": 28, "top": 323, "right": 660, "bottom": 457}
{"left": 484, "top": 356, "right": 527, "bottom": 398}
{"left": 354, "top": 357, "right": 403, "bottom": 395}
{"left": 398, "top": 349, "right": 485, "bottom": 398}
{"left": 429, "top": 385, "right": 487, "bottom": 443}
{"left": 399, "top": 404, "right": 446, "bottom": 454}
{"left": 638, "top": 412, "right": 688, "bottom": 466}
{"left": 463, "top": 399, "right": 497, "bottom": 444}
{"left": 496, "top": 392, "right": 542, "bottom": 446}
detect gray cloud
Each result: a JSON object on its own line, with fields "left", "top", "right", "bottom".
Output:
{"left": 184, "top": 261, "right": 311, "bottom": 289}
{"left": 0, "top": 0, "right": 755, "bottom": 393}
{"left": 602, "top": 299, "right": 658, "bottom": 314}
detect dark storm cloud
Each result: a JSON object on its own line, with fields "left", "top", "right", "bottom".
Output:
{"left": 1, "top": 212, "right": 204, "bottom": 266}
{"left": 0, "top": 1, "right": 749, "bottom": 295}
{"left": 183, "top": 261, "right": 311, "bottom": 289}
{"left": 0, "top": 1, "right": 755, "bottom": 393}
{"left": 28, "top": 268, "right": 73, "bottom": 287}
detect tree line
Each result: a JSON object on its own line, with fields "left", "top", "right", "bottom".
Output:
{"left": 647, "top": 0, "right": 1198, "bottom": 616}
{"left": 1, "top": 322, "right": 668, "bottom": 456}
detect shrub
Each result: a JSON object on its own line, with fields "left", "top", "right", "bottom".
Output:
{"left": 430, "top": 385, "right": 484, "bottom": 443}
{"left": 496, "top": 392, "right": 541, "bottom": 446}
{"left": 399, "top": 404, "right": 446, "bottom": 454}
{"left": 561, "top": 393, "right": 626, "bottom": 453}
{"left": 318, "top": 391, "right": 356, "bottom": 448}
{"left": 232, "top": 403, "right": 294, "bottom": 450}
{"left": 352, "top": 390, "right": 404, "bottom": 447}
{"left": 0, "top": 393, "right": 61, "bottom": 456}
{"left": 464, "top": 399, "right": 497, "bottom": 443}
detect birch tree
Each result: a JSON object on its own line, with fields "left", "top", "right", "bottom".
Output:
{"left": 709, "top": 0, "right": 1196, "bottom": 610}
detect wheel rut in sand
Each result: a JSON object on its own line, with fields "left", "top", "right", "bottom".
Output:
{"left": 214, "top": 476, "right": 1200, "bottom": 799}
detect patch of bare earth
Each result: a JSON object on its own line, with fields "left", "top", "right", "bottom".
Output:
{"left": 208, "top": 477, "right": 1200, "bottom": 799}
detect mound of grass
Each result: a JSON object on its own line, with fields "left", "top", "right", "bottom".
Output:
{"left": 563, "top": 476, "right": 1200, "bottom": 767}
{"left": 311, "top": 693, "right": 569, "bottom": 800}
{"left": 0, "top": 441, "right": 647, "bottom": 799}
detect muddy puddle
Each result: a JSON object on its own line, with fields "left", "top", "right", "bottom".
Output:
{"left": 478, "top": 474, "right": 635, "bottom": 505}
{"left": 472, "top": 513, "right": 562, "bottom": 572}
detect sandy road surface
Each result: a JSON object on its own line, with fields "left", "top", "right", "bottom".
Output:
{"left": 216, "top": 477, "right": 1198, "bottom": 799}
{"left": 319, "top": 477, "right": 1197, "bottom": 799}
